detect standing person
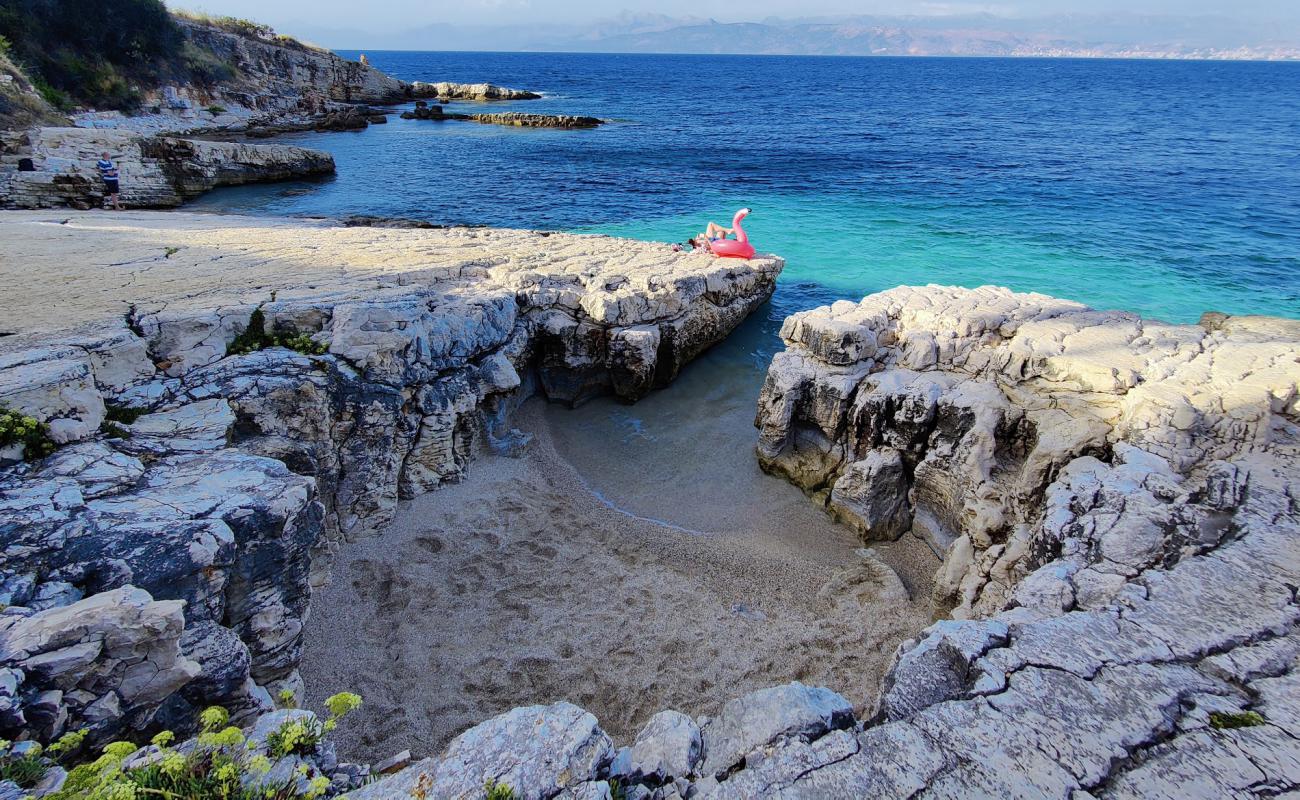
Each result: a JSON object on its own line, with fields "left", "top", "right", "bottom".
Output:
{"left": 96, "top": 151, "right": 121, "bottom": 210}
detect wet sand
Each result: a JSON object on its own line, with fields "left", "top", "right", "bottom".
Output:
{"left": 301, "top": 386, "right": 939, "bottom": 760}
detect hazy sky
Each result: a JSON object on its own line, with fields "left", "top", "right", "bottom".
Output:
{"left": 167, "top": 0, "right": 1300, "bottom": 34}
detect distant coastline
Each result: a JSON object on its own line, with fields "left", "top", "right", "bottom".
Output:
{"left": 336, "top": 48, "right": 1300, "bottom": 63}
{"left": 294, "top": 12, "right": 1300, "bottom": 62}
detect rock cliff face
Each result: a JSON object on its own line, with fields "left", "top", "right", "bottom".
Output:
{"left": 63, "top": 24, "right": 541, "bottom": 138}
{"left": 755, "top": 285, "right": 1299, "bottom": 615}
{"left": 0, "top": 211, "right": 781, "bottom": 747}
{"left": 172, "top": 18, "right": 408, "bottom": 111}
{"left": 0, "top": 127, "right": 333, "bottom": 209}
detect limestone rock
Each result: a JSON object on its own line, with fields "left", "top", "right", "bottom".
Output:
{"left": 627, "top": 710, "right": 702, "bottom": 782}
{"left": 0, "top": 587, "right": 198, "bottom": 740}
{"left": 1, "top": 127, "right": 333, "bottom": 210}
{"left": 755, "top": 285, "right": 1299, "bottom": 615}
{"left": 698, "top": 683, "right": 854, "bottom": 779}
{"left": 409, "top": 81, "right": 541, "bottom": 101}
{"left": 356, "top": 702, "right": 613, "bottom": 800}
{"left": 0, "top": 210, "right": 780, "bottom": 750}
{"left": 827, "top": 449, "right": 910, "bottom": 541}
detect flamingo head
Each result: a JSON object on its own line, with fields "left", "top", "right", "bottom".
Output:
{"left": 732, "top": 207, "right": 752, "bottom": 226}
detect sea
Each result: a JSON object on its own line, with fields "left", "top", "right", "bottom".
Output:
{"left": 191, "top": 52, "right": 1300, "bottom": 524}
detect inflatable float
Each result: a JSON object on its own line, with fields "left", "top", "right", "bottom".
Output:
{"left": 710, "top": 208, "right": 756, "bottom": 259}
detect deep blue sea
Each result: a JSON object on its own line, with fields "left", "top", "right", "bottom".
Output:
{"left": 192, "top": 52, "right": 1300, "bottom": 330}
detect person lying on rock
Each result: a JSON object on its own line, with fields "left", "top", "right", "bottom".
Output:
{"left": 97, "top": 151, "right": 122, "bottom": 210}
{"left": 699, "top": 220, "right": 734, "bottom": 244}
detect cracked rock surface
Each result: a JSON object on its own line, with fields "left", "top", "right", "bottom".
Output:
{"left": 352, "top": 287, "right": 1298, "bottom": 798}
{"left": 0, "top": 211, "right": 779, "bottom": 753}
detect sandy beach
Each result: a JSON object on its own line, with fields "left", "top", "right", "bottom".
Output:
{"left": 300, "top": 395, "right": 940, "bottom": 760}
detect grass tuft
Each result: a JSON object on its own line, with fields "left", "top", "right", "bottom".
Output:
{"left": 1209, "top": 710, "right": 1266, "bottom": 730}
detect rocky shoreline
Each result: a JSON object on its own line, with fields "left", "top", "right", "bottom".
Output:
{"left": 0, "top": 211, "right": 781, "bottom": 762}
{"left": 0, "top": 13, "right": 593, "bottom": 212}
{"left": 0, "top": 209, "right": 1296, "bottom": 798}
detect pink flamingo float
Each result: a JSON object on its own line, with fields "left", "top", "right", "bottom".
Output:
{"left": 709, "top": 207, "right": 756, "bottom": 259}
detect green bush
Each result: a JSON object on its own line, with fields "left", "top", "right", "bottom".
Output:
{"left": 227, "top": 307, "right": 329, "bottom": 357}
{"left": 31, "top": 75, "right": 73, "bottom": 110}
{"left": 0, "top": 0, "right": 182, "bottom": 110}
{"left": 181, "top": 41, "right": 236, "bottom": 86}
{"left": 103, "top": 403, "right": 145, "bottom": 425}
{"left": 484, "top": 779, "right": 518, "bottom": 800}
{"left": 0, "top": 748, "right": 48, "bottom": 788}
{"left": 43, "top": 706, "right": 349, "bottom": 800}
{"left": 45, "top": 729, "right": 310, "bottom": 800}
{"left": 1209, "top": 710, "right": 1266, "bottom": 729}
{"left": 265, "top": 692, "right": 362, "bottom": 759}
{"left": 205, "top": 104, "right": 226, "bottom": 114}
{"left": 99, "top": 422, "right": 131, "bottom": 439}
{"left": 0, "top": 404, "right": 56, "bottom": 461}
{"left": 0, "top": 32, "right": 11, "bottom": 55}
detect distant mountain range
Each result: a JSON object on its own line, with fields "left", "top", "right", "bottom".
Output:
{"left": 289, "top": 12, "right": 1300, "bottom": 60}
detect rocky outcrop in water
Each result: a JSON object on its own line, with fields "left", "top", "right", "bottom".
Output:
{"left": 409, "top": 81, "right": 542, "bottom": 101}
{"left": 399, "top": 102, "right": 603, "bottom": 129}
{"left": 0, "top": 127, "right": 333, "bottom": 209}
{"left": 463, "top": 112, "right": 604, "bottom": 129}
{"left": 755, "top": 285, "right": 1298, "bottom": 613}
{"left": 0, "top": 211, "right": 781, "bottom": 749}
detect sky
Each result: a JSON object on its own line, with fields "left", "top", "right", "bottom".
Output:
{"left": 166, "top": 0, "right": 1300, "bottom": 35}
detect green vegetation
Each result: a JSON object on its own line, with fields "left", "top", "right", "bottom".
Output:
{"left": 0, "top": 0, "right": 188, "bottom": 109}
{"left": 1209, "top": 710, "right": 1266, "bottom": 730}
{"left": 104, "top": 403, "right": 145, "bottom": 425}
{"left": 0, "top": 729, "right": 89, "bottom": 790}
{"left": 42, "top": 697, "right": 363, "bottom": 800}
{"left": 0, "top": 0, "right": 262, "bottom": 111}
{"left": 0, "top": 746, "right": 48, "bottom": 788}
{"left": 45, "top": 715, "right": 323, "bottom": 800}
{"left": 205, "top": 104, "right": 227, "bottom": 114}
{"left": 0, "top": 694, "right": 365, "bottom": 799}
{"left": 484, "top": 779, "right": 518, "bottom": 800}
{"left": 101, "top": 403, "right": 142, "bottom": 439}
{"left": 264, "top": 692, "right": 362, "bottom": 759}
{"left": 173, "top": 9, "right": 323, "bottom": 52}
{"left": 99, "top": 421, "right": 132, "bottom": 439}
{"left": 0, "top": 404, "right": 56, "bottom": 460}
{"left": 228, "top": 307, "right": 329, "bottom": 357}
{"left": 30, "top": 74, "right": 72, "bottom": 110}
{"left": 180, "top": 40, "right": 237, "bottom": 86}
{"left": 173, "top": 9, "right": 273, "bottom": 39}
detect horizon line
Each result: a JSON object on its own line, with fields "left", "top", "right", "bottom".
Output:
{"left": 328, "top": 47, "right": 1300, "bottom": 63}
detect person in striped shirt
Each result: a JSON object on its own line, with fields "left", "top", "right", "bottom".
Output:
{"left": 97, "top": 151, "right": 121, "bottom": 210}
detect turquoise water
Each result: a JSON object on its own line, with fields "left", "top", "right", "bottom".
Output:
{"left": 589, "top": 193, "right": 1256, "bottom": 325}
{"left": 192, "top": 52, "right": 1300, "bottom": 324}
